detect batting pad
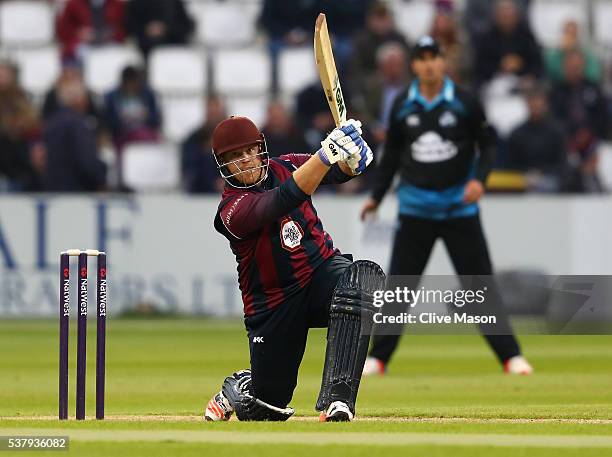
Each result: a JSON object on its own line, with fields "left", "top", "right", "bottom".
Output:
{"left": 316, "top": 260, "right": 386, "bottom": 413}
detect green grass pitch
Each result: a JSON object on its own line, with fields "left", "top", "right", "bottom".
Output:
{"left": 1, "top": 319, "right": 611, "bottom": 456}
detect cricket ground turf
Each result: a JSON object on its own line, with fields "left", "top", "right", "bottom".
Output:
{"left": 1, "top": 319, "right": 611, "bottom": 456}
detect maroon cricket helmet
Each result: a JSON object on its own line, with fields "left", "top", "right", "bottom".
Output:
{"left": 212, "top": 116, "right": 264, "bottom": 156}
{"left": 211, "top": 116, "right": 269, "bottom": 189}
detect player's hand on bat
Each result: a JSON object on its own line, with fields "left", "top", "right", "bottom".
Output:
{"left": 346, "top": 137, "right": 373, "bottom": 175}
{"left": 463, "top": 179, "right": 485, "bottom": 203}
{"left": 340, "top": 119, "right": 363, "bottom": 135}
{"left": 338, "top": 119, "right": 372, "bottom": 175}
{"left": 318, "top": 120, "right": 363, "bottom": 166}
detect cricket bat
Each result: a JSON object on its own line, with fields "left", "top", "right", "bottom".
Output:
{"left": 314, "top": 13, "right": 346, "bottom": 127}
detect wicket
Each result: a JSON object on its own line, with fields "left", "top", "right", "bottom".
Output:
{"left": 59, "top": 249, "right": 107, "bottom": 420}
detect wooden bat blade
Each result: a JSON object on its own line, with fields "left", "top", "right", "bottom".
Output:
{"left": 314, "top": 13, "right": 346, "bottom": 126}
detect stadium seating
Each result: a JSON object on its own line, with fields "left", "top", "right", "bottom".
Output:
{"left": 482, "top": 75, "right": 528, "bottom": 137}
{"left": 213, "top": 47, "right": 271, "bottom": 95}
{"left": 149, "top": 47, "right": 207, "bottom": 95}
{"left": 485, "top": 96, "right": 528, "bottom": 138}
{"left": 0, "top": 0, "right": 608, "bottom": 195}
{"left": 389, "top": 0, "right": 435, "bottom": 42}
{"left": 0, "top": 0, "right": 53, "bottom": 46}
{"left": 122, "top": 142, "right": 181, "bottom": 191}
{"left": 84, "top": 45, "right": 142, "bottom": 95}
{"left": 225, "top": 94, "right": 269, "bottom": 127}
{"left": 190, "top": 0, "right": 259, "bottom": 48}
{"left": 593, "top": 0, "right": 612, "bottom": 48}
{"left": 278, "top": 47, "right": 318, "bottom": 98}
{"left": 599, "top": 142, "right": 612, "bottom": 190}
{"left": 160, "top": 95, "right": 205, "bottom": 143}
{"left": 529, "top": 0, "right": 587, "bottom": 47}
{"left": 10, "top": 46, "right": 60, "bottom": 96}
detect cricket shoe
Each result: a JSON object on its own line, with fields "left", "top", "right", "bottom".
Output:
{"left": 204, "top": 391, "right": 234, "bottom": 421}
{"left": 362, "top": 356, "right": 386, "bottom": 376}
{"left": 319, "top": 401, "right": 354, "bottom": 422}
{"left": 504, "top": 355, "right": 534, "bottom": 375}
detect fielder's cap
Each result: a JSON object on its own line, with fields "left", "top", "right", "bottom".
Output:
{"left": 411, "top": 35, "right": 442, "bottom": 60}
{"left": 212, "top": 116, "right": 263, "bottom": 156}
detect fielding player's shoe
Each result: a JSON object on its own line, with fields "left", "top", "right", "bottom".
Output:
{"left": 319, "top": 401, "right": 354, "bottom": 422}
{"left": 362, "top": 356, "right": 386, "bottom": 376}
{"left": 204, "top": 391, "right": 234, "bottom": 421}
{"left": 504, "top": 355, "right": 534, "bottom": 375}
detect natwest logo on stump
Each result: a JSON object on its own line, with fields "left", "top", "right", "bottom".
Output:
{"left": 280, "top": 217, "right": 303, "bottom": 252}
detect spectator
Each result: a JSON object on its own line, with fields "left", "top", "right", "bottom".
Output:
{"left": 545, "top": 20, "right": 602, "bottom": 84}
{"left": 260, "top": 0, "right": 315, "bottom": 47}
{"left": 0, "top": 60, "right": 41, "bottom": 191}
{"left": 463, "top": 0, "right": 530, "bottom": 41}
{"left": 550, "top": 50, "right": 609, "bottom": 193}
{"left": 259, "top": 0, "right": 317, "bottom": 92}
{"left": 473, "top": 0, "right": 542, "bottom": 86}
{"left": 261, "top": 101, "right": 309, "bottom": 157}
{"left": 507, "top": 87, "right": 566, "bottom": 192}
{"left": 181, "top": 95, "right": 226, "bottom": 194}
{"left": 43, "top": 80, "right": 107, "bottom": 192}
{"left": 352, "top": 43, "right": 409, "bottom": 147}
{"left": 435, "top": 0, "right": 455, "bottom": 13}
{"left": 0, "top": 134, "right": 34, "bottom": 192}
{"left": 295, "top": 82, "right": 336, "bottom": 151}
{"left": 42, "top": 61, "right": 103, "bottom": 131}
{"left": 56, "top": 0, "right": 126, "bottom": 60}
{"left": 0, "top": 60, "right": 39, "bottom": 138}
{"left": 126, "top": 0, "right": 194, "bottom": 59}
{"left": 350, "top": 1, "right": 410, "bottom": 95}
{"left": 550, "top": 51, "right": 608, "bottom": 145}
{"left": 430, "top": 10, "right": 468, "bottom": 84}
{"left": 104, "top": 66, "right": 161, "bottom": 150}
{"left": 317, "top": 0, "right": 372, "bottom": 73}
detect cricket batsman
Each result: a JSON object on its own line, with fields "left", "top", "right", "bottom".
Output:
{"left": 204, "top": 115, "right": 384, "bottom": 422}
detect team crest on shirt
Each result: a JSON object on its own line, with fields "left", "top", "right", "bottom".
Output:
{"left": 406, "top": 114, "right": 420, "bottom": 127}
{"left": 280, "top": 218, "right": 304, "bottom": 251}
{"left": 439, "top": 111, "right": 457, "bottom": 127}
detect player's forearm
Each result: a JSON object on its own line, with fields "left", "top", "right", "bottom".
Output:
{"left": 371, "top": 147, "right": 399, "bottom": 203}
{"left": 475, "top": 138, "right": 496, "bottom": 183}
{"left": 321, "top": 162, "right": 357, "bottom": 185}
{"left": 293, "top": 154, "right": 331, "bottom": 195}
{"left": 475, "top": 148, "right": 495, "bottom": 183}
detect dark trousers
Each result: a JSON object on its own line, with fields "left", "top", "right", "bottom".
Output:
{"left": 370, "top": 214, "right": 520, "bottom": 364}
{"left": 245, "top": 255, "right": 352, "bottom": 408}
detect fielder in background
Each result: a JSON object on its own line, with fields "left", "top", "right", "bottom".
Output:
{"left": 361, "top": 36, "right": 533, "bottom": 376}
{"left": 204, "top": 115, "right": 384, "bottom": 422}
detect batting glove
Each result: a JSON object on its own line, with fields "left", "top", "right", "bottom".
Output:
{"left": 346, "top": 138, "right": 374, "bottom": 175}
{"left": 340, "top": 119, "right": 363, "bottom": 135}
{"left": 317, "top": 119, "right": 363, "bottom": 166}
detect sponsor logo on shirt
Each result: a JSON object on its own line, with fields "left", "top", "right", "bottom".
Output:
{"left": 406, "top": 114, "right": 420, "bottom": 127}
{"left": 280, "top": 218, "right": 304, "bottom": 251}
{"left": 439, "top": 111, "right": 457, "bottom": 127}
{"left": 411, "top": 131, "right": 458, "bottom": 163}
{"left": 225, "top": 193, "right": 248, "bottom": 226}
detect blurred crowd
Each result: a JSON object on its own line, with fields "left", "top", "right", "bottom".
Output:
{"left": 0, "top": 0, "right": 610, "bottom": 194}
